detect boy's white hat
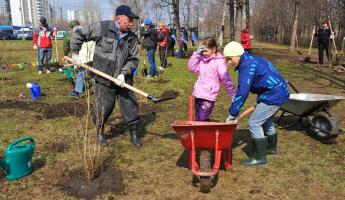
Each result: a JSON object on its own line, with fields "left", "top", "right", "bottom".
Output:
{"left": 223, "top": 41, "right": 244, "bottom": 57}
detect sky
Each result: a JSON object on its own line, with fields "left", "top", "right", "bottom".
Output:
{"left": 58, "top": 0, "right": 115, "bottom": 20}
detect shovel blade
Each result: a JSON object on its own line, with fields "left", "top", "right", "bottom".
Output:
{"left": 147, "top": 90, "right": 179, "bottom": 103}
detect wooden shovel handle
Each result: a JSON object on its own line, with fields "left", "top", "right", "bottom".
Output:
{"left": 308, "top": 25, "right": 316, "bottom": 55}
{"left": 238, "top": 106, "right": 255, "bottom": 120}
{"left": 64, "top": 56, "right": 149, "bottom": 98}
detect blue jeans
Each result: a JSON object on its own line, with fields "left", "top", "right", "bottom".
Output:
{"left": 74, "top": 68, "right": 85, "bottom": 93}
{"left": 38, "top": 48, "right": 52, "bottom": 71}
{"left": 147, "top": 48, "right": 156, "bottom": 76}
{"left": 248, "top": 102, "right": 280, "bottom": 139}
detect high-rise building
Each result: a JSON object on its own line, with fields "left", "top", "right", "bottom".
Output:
{"left": 0, "top": 0, "right": 11, "bottom": 25}
{"left": 51, "top": 2, "right": 62, "bottom": 24}
{"left": 67, "top": 9, "right": 78, "bottom": 22}
{"left": 8, "top": 0, "right": 60, "bottom": 28}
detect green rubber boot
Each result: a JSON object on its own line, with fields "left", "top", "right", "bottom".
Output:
{"left": 241, "top": 137, "right": 267, "bottom": 166}
{"left": 267, "top": 134, "right": 277, "bottom": 154}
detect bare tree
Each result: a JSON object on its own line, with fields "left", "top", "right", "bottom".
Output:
{"left": 245, "top": 0, "right": 250, "bottom": 30}
{"left": 235, "top": 0, "right": 245, "bottom": 41}
{"left": 229, "top": 0, "right": 235, "bottom": 41}
{"left": 289, "top": 0, "right": 300, "bottom": 53}
{"left": 79, "top": 0, "right": 101, "bottom": 25}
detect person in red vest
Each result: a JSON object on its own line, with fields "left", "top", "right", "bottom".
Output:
{"left": 33, "top": 17, "right": 56, "bottom": 74}
{"left": 241, "top": 28, "right": 252, "bottom": 54}
{"left": 157, "top": 22, "right": 170, "bottom": 70}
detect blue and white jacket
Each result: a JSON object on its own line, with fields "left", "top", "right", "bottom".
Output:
{"left": 229, "top": 52, "right": 290, "bottom": 117}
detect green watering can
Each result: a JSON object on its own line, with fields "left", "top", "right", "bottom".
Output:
{"left": 64, "top": 67, "right": 74, "bottom": 79}
{"left": 0, "top": 137, "right": 35, "bottom": 180}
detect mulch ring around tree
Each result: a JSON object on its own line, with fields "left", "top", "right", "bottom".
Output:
{"left": 60, "top": 167, "right": 125, "bottom": 199}
{"left": 42, "top": 101, "right": 88, "bottom": 119}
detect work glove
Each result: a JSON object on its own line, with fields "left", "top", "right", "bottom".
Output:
{"left": 225, "top": 114, "right": 238, "bottom": 124}
{"left": 117, "top": 74, "right": 125, "bottom": 87}
{"left": 72, "top": 53, "right": 82, "bottom": 68}
{"left": 33, "top": 45, "right": 38, "bottom": 50}
{"left": 196, "top": 44, "right": 206, "bottom": 55}
{"left": 53, "top": 27, "right": 57, "bottom": 32}
{"left": 330, "top": 32, "right": 335, "bottom": 40}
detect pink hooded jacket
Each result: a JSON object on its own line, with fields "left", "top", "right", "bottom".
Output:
{"left": 188, "top": 52, "right": 237, "bottom": 102}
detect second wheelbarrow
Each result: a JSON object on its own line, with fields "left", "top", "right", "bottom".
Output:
{"left": 278, "top": 82, "right": 345, "bottom": 143}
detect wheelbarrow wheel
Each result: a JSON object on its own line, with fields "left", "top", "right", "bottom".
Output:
{"left": 199, "top": 150, "right": 211, "bottom": 193}
{"left": 311, "top": 112, "right": 339, "bottom": 143}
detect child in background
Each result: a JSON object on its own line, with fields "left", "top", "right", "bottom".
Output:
{"left": 188, "top": 37, "right": 237, "bottom": 121}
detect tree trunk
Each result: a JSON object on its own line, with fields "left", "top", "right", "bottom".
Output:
{"left": 235, "top": 0, "right": 244, "bottom": 41}
{"left": 229, "top": 0, "right": 235, "bottom": 41}
{"left": 172, "top": 0, "right": 182, "bottom": 52}
{"left": 245, "top": 0, "right": 250, "bottom": 30}
{"left": 289, "top": 0, "right": 300, "bottom": 53}
{"left": 218, "top": 0, "right": 227, "bottom": 47}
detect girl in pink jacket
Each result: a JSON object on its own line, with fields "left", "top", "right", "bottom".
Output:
{"left": 188, "top": 37, "right": 237, "bottom": 121}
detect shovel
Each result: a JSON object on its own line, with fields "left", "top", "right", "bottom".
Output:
{"left": 304, "top": 25, "right": 315, "bottom": 63}
{"left": 142, "top": 49, "right": 148, "bottom": 77}
{"left": 64, "top": 56, "right": 178, "bottom": 103}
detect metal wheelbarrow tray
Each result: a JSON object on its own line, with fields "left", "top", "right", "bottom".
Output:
{"left": 171, "top": 121, "right": 237, "bottom": 193}
{"left": 278, "top": 93, "right": 345, "bottom": 143}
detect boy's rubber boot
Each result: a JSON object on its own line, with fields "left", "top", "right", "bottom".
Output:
{"left": 267, "top": 134, "right": 277, "bottom": 154}
{"left": 129, "top": 122, "right": 142, "bottom": 148}
{"left": 240, "top": 137, "right": 267, "bottom": 166}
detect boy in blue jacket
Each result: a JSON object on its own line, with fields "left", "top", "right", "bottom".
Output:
{"left": 223, "top": 41, "right": 290, "bottom": 166}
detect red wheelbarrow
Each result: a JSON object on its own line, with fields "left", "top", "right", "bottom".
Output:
{"left": 171, "top": 96, "right": 254, "bottom": 193}
{"left": 171, "top": 121, "right": 236, "bottom": 192}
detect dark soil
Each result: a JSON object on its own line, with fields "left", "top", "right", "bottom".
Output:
{"left": 0, "top": 100, "right": 48, "bottom": 111}
{"left": 42, "top": 101, "right": 88, "bottom": 119}
{"left": 44, "top": 142, "right": 70, "bottom": 153}
{"left": 61, "top": 168, "right": 125, "bottom": 199}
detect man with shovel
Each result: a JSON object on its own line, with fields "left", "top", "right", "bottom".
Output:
{"left": 70, "top": 5, "right": 142, "bottom": 147}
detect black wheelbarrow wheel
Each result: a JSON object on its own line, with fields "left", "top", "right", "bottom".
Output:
{"left": 311, "top": 112, "right": 339, "bottom": 143}
{"left": 199, "top": 150, "right": 211, "bottom": 193}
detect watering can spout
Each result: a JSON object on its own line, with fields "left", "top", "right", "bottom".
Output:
{"left": 0, "top": 157, "right": 7, "bottom": 170}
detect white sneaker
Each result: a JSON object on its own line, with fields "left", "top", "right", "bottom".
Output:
{"left": 38, "top": 70, "right": 42, "bottom": 75}
{"left": 46, "top": 69, "right": 51, "bottom": 74}
{"left": 145, "top": 75, "right": 154, "bottom": 79}
{"left": 158, "top": 66, "right": 165, "bottom": 71}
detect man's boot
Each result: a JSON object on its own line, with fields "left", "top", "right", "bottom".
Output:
{"left": 267, "top": 134, "right": 277, "bottom": 154}
{"left": 128, "top": 121, "right": 142, "bottom": 148}
{"left": 241, "top": 137, "right": 267, "bottom": 165}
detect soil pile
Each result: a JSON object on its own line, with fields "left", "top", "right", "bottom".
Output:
{"left": 43, "top": 102, "right": 88, "bottom": 119}
{"left": 62, "top": 168, "right": 124, "bottom": 199}
{"left": 0, "top": 100, "right": 48, "bottom": 111}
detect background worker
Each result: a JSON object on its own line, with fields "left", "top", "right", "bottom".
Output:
{"left": 314, "top": 20, "right": 334, "bottom": 65}
{"left": 141, "top": 18, "right": 158, "bottom": 79}
{"left": 224, "top": 41, "right": 290, "bottom": 166}
{"left": 71, "top": 5, "right": 142, "bottom": 147}
{"left": 241, "top": 27, "right": 252, "bottom": 54}
{"left": 157, "top": 22, "right": 170, "bottom": 70}
{"left": 33, "top": 17, "right": 56, "bottom": 74}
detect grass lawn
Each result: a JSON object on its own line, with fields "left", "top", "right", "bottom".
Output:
{"left": 0, "top": 40, "right": 345, "bottom": 199}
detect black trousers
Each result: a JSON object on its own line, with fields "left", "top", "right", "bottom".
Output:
{"left": 318, "top": 42, "right": 331, "bottom": 64}
{"left": 92, "top": 82, "right": 139, "bottom": 130}
{"left": 159, "top": 46, "right": 168, "bottom": 68}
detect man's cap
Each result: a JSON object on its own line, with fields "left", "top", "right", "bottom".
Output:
{"left": 223, "top": 41, "right": 245, "bottom": 57}
{"left": 69, "top": 20, "right": 80, "bottom": 28}
{"left": 115, "top": 5, "right": 139, "bottom": 19}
